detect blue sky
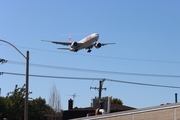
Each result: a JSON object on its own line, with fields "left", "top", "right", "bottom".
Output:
{"left": 0, "top": 0, "right": 180, "bottom": 110}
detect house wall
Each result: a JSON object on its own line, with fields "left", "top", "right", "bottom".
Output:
{"left": 101, "top": 114, "right": 132, "bottom": 120}
{"left": 72, "top": 103, "right": 180, "bottom": 120}
{"left": 134, "top": 108, "right": 174, "bottom": 120}
{"left": 97, "top": 107, "right": 180, "bottom": 120}
{"left": 176, "top": 107, "right": 180, "bottom": 120}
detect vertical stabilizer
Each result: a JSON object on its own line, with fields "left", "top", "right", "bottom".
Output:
{"left": 69, "top": 36, "right": 73, "bottom": 43}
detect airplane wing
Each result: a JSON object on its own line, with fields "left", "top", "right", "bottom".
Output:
{"left": 93, "top": 42, "right": 116, "bottom": 47}
{"left": 85, "top": 43, "right": 115, "bottom": 50}
{"left": 41, "top": 40, "right": 71, "bottom": 46}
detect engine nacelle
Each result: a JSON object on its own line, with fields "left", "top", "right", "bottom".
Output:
{"left": 71, "top": 42, "right": 78, "bottom": 48}
{"left": 95, "top": 43, "right": 102, "bottom": 48}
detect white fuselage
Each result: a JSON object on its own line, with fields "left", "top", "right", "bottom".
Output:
{"left": 70, "top": 33, "right": 99, "bottom": 51}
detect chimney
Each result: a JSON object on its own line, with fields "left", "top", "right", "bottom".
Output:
{"left": 68, "top": 99, "right": 73, "bottom": 110}
{"left": 92, "top": 98, "right": 97, "bottom": 108}
{"left": 175, "top": 93, "right": 178, "bottom": 103}
{"left": 107, "top": 97, "right": 111, "bottom": 113}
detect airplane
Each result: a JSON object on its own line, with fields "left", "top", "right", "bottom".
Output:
{"left": 41, "top": 33, "right": 115, "bottom": 53}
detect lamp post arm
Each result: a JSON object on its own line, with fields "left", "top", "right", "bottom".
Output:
{"left": 0, "top": 39, "right": 26, "bottom": 59}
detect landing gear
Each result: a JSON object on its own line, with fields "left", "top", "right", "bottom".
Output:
{"left": 74, "top": 49, "right": 78, "bottom": 52}
{"left": 87, "top": 49, "right": 92, "bottom": 53}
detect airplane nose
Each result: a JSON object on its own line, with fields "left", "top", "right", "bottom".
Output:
{"left": 96, "top": 34, "right": 99, "bottom": 37}
{"left": 95, "top": 33, "right": 99, "bottom": 38}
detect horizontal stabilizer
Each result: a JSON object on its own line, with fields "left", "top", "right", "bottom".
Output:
{"left": 57, "top": 48, "right": 70, "bottom": 50}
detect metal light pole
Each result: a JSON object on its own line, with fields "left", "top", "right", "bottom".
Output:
{"left": 25, "top": 51, "right": 29, "bottom": 120}
{"left": 0, "top": 39, "right": 29, "bottom": 120}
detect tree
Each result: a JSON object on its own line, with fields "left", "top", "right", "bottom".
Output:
{"left": 0, "top": 84, "right": 54, "bottom": 120}
{"left": 49, "top": 84, "right": 61, "bottom": 112}
{"left": 4, "top": 84, "right": 29, "bottom": 120}
{"left": 92, "top": 96, "right": 123, "bottom": 109}
{"left": 29, "top": 97, "right": 54, "bottom": 120}
{"left": 103, "top": 96, "right": 123, "bottom": 105}
{"left": 111, "top": 97, "right": 123, "bottom": 105}
{"left": 0, "top": 97, "right": 7, "bottom": 119}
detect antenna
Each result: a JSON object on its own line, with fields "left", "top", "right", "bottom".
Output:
{"left": 67, "top": 93, "right": 79, "bottom": 105}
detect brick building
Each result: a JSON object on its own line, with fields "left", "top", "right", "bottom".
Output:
{"left": 72, "top": 102, "right": 180, "bottom": 120}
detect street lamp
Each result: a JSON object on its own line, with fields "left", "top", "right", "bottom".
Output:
{"left": 0, "top": 39, "right": 29, "bottom": 120}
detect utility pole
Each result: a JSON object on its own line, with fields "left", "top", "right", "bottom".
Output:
{"left": 90, "top": 79, "right": 106, "bottom": 108}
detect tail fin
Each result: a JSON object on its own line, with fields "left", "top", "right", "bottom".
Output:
{"left": 69, "top": 36, "right": 73, "bottom": 43}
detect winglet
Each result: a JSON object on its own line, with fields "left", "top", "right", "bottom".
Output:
{"left": 69, "top": 36, "right": 73, "bottom": 43}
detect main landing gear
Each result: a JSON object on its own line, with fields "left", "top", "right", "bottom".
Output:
{"left": 87, "top": 49, "right": 92, "bottom": 53}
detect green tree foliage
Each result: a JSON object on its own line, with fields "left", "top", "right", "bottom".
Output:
{"left": 104, "top": 96, "right": 123, "bottom": 105}
{"left": 3, "top": 84, "right": 28, "bottom": 120}
{"left": 0, "top": 84, "right": 55, "bottom": 120}
{"left": 0, "top": 97, "right": 7, "bottom": 118}
{"left": 111, "top": 98, "right": 123, "bottom": 105}
{"left": 29, "top": 97, "right": 54, "bottom": 120}
{"left": 93, "top": 96, "right": 123, "bottom": 107}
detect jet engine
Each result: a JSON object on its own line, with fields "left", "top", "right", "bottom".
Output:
{"left": 95, "top": 43, "right": 102, "bottom": 48}
{"left": 71, "top": 42, "right": 78, "bottom": 47}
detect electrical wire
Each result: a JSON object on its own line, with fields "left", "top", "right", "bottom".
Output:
{"left": 90, "top": 80, "right": 99, "bottom": 97}
{"left": 1, "top": 43, "right": 180, "bottom": 64}
{"left": 1, "top": 72, "right": 180, "bottom": 89}
{"left": 106, "top": 80, "right": 112, "bottom": 89}
{"left": 1, "top": 72, "right": 102, "bottom": 80}
{"left": 106, "top": 79, "right": 180, "bottom": 89}
{"left": 5, "top": 60, "right": 180, "bottom": 78}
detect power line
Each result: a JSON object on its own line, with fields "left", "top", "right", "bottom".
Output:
{"left": 1, "top": 72, "right": 180, "bottom": 89}
{"left": 1, "top": 72, "right": 102, "bottom": 80}
{"left": 106, "top": 79, "right": 180, "bottom": 89}
{"left": 1, "top": 44, "right": 180, "bottom": 64}
{"left": 5, "top": 60, "right": 180, "bottom": 78}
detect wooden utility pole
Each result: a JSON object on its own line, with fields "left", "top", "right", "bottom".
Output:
{"left": 90, "top": 79, "right": 106, "bottom": 108}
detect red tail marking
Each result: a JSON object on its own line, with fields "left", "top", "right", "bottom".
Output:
{"left": 69, "top": 36, "right": 72, "bottom": 43}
